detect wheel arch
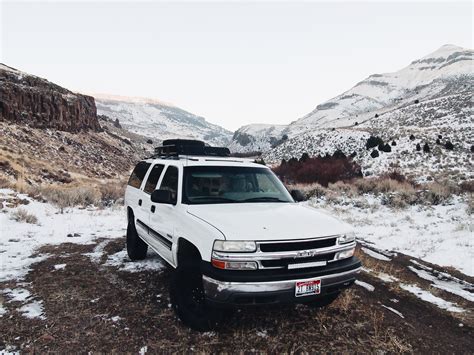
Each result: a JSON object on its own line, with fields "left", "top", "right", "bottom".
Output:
{"left": 175, "top": 237, "right": 202, "bottom": 268}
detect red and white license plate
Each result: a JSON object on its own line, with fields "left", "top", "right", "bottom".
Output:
{"left": 295, "top": 278, "right": 321, "bottom": 297}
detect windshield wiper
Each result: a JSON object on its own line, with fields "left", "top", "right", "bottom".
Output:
{"left": 241, "top": 197, "right": 287, "bottom": 203}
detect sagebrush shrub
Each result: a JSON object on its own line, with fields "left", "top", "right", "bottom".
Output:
{"left": 11, "top": 208, "right": 38, "bottom": 224}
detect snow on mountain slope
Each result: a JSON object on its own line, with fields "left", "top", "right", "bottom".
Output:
{"left": 264, "top": 90, "right": 473, "bottom": 181}
{"left": 94, "top": 94, "right": 232, "bottom": 146}
{"left": 294, "top": 44, "right": 472, "bottom": 130}
{"left": 230, "top": 45, "right": 473, "bottom": 155}
{"left": 228, "top": 124, "right": 288, "bottom": 153}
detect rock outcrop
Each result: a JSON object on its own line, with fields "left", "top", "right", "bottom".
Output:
{"left": 0, "top": 64, "right": 101, "bottom": 132}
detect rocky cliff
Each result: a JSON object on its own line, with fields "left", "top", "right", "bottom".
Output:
{"left": 0, "top": 64, "right": 101, "bottom": 132}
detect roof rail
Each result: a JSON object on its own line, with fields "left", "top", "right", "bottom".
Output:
{"left": 146, "top": 139, "right": 231, "bottom": 159}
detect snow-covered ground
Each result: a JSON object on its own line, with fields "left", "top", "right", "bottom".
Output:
{"left": 0, "top": 189, "right": 126, "bottom": 282}
{"left": 308, "top": 195, "right": 473, "bottom": 276}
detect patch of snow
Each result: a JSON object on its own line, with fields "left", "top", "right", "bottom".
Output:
{"left": 400, "top": 284, "right": 464, "bottom": 313}
{"left": 105, "top": 250, "right": 164, "bottom": 273}
{"left": 381, "top": 305, "right": 405, "bottom": 318}
{"left": 361, "top": 247, "right": 391, "bottom": 261}
{"left": 363, "top": 268, "right": 399, "bottom": 283}
{"left": 85, "top": 239, "right": 112, "bottom": 263}
{"left": 139, "top": 346, "right": 148, "bottom": 355}
{"left": 408, "top": 265, "right": 474, "bottom": 302}
{"left": 4, "top": 288, "right": 31, "bottom": 303}
{"left": 0, "top": 303, "right": 7, "bottom": 317}
{"left": 256, "top": 330, "right": 268, "bottom": 338}
{"left": 53, "top": 264, "right": 67, "bottom": 270}
{"left": 355, "top": 280, "right": 375, "bottom": 292}
{"left": 0, "top": 189, "right": 126, "bottom": 282}
{"left": 110, "top": 315, "right": 121, "bottom": 322}
{"left": 19, "top": 300, "right": 46, "bottom": 320}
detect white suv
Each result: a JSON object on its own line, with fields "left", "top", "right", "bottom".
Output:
{"left": 124, "top": 139, "right": 361, "bottom": 330}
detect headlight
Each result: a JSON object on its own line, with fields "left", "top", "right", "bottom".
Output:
{"left": 338, "top": 232, "right": 356, "bottom": 244}
{"left": 213, "top": 240, "right": 257, "bottom": 253}
{"left": 335, "top": 247, "right": 355, "bottom": 260}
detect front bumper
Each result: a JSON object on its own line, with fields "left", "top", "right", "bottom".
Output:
{"left": 202, "top": 257, "right": 361, "bottom": 307}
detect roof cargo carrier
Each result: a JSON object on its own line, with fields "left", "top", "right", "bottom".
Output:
{"left": 153, "top": 139, "right": 230, "bottom": 158}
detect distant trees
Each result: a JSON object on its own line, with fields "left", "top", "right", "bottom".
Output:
{"left": 366, "top": 136, "right": 384, "bottom": 149}
{"left": 370, "top": 150, "right": 379, "bottom": 158}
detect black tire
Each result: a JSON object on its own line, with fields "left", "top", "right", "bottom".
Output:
{"left": 305, "top": 292, "right": 340, "bottom": 309}
{"left": 126, "top": 219, "right": 148, "bottom": 261}
{"left": 170, "top": 265, "right": 225, "bottom": 331}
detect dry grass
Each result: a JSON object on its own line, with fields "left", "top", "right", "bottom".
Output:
{"left": 290, "top": 176, "right": 463, "bottom": 209}
{"left": 99, "top": 180, "right": 127, "bottom": 206}
{"left": 27, "top": 185, "right": 101, "bottom": 211}
{"left": 0, "top": 175, "right": 12, "bottom": 189}
{"left": 10, "top": 208, "right": 38, "bottom": 224}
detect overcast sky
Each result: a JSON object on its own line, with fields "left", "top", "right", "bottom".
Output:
{"left": 1, "top": 1, "right": 472, "bottom": 131}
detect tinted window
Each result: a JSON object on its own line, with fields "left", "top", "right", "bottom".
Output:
{"left": 182, "top": 166, "right": 292, "bottom": 204}
{"left": 160, "top": 166, "right": 179, "bottom": 204}
{"left": 128, "top": 162, "right": 151, "bottom": 189}
{"left": 143, "top": 164, "right": 165, "bottom": 194}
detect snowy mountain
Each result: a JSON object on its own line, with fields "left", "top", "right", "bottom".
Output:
{"left": 94, "top": 94, "right": 232, "bottom": 146}
{"left": 228, "top": 124, "right": 288, "bottom": 153}
{"left": 230, "top": 45, "right": 473, "bottom": 181}
{"left": 293, "top": 44, "right": 472, "bottom": 131}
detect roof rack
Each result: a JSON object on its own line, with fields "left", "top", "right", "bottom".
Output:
{"left": 147, "top": 139, "right": 231, "bottom": 159}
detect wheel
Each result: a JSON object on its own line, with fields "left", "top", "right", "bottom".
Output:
{"left": 170, "top": 265, "right": 225, "bottom": 331}
{"left": 304, "top": 292, "right": 340, "bottom": 309}
{"left": 126, "top": 219, "right": 148, "bottom": 260}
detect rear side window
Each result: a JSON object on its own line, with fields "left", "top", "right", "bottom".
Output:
{"left": 128, "top": 162, "right": 151, "bottom": 189}
{"left": 160, "top": 166, "right": 179, "bottom": 204}
{"left": 143, "top": 164, "right": 165, "bottom": 194}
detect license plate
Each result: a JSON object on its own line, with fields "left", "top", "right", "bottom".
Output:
{"left": 295, "top": 278, "right": 321, "bottom": 297}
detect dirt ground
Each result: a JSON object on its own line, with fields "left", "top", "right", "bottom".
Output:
{"left": 0, "top": 239, "right": 473, "bottom": 353}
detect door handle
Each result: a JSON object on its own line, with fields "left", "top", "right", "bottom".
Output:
{"left": 151, "top": 205, "right": 156, "bottom": 213}
{"left": 138, "top": 199, "right": 142, "bottom": 206}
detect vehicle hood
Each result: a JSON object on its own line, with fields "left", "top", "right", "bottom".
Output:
{"left": 186, "top": 203, "right": 352, "bottom": 241}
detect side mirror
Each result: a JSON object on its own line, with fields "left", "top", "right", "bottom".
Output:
{"left": 151, "top": 189, "right": 174, "bottom": 204}
{"left": 290, "top": 189, "right": 305, "bottom": 202}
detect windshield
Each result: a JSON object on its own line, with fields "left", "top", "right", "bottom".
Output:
{"left": 182, "top": 166, "right": 293, "bottom": 204}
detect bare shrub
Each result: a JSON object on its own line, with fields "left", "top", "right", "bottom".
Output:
{"left": 420, "top": 182, "right": 452, "bottom": 205}
{"left": 11, "top": 208, "right": 38, "bottom": 224}
{"left": 273, "top": 155, "right": 362, "bottom": 186}
{"left": 28, "top": 185, "right": 101, "bottom": 210}
{"left": 328, "top": 181, "right": 357, "bottom": 197}
{"left": 459, "top": 180, "right": 474, "bottom": 193}
{"left": 99, "top": 180, "right": 126, "bottom": 206}
{"left": 0, "top": 176, "right": 12, "bottom": 189}
{"left": 466, "top": 196, "right": 473, "bottom": 215}
{"left": 288, "top": 182, "right": 328, "bottom": 200}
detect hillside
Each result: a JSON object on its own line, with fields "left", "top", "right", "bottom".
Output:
{"left": 94, "top": 94, "right": 232, "bottom": 146}
{"left": 231, "top": 45, "right": 473, "bottom": 180}
{"left": 0, "top": 64, "right": 100, "bottom": 132}
{"left": 0, "top": 66, "right": 151, "bottom": 186}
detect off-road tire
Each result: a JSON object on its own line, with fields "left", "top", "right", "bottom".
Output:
{"left": 170, "top": 265, "right": 225, "bottom": 331}
{"left": 305, "top": 292, "right": 340, "bottom": 309}
{"left": 126, "top": 219, "right": 148, "bottom": 261}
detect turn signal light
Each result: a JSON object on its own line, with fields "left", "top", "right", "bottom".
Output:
{"left": 211, "top": 258, "right": 258, "bottom": 270}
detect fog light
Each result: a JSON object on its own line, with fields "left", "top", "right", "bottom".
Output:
{"left": 335, "top": 248, "right": 355, "bottom": 260}
{"left": 211, "top": 258, "right": 258, "bottom": 270}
